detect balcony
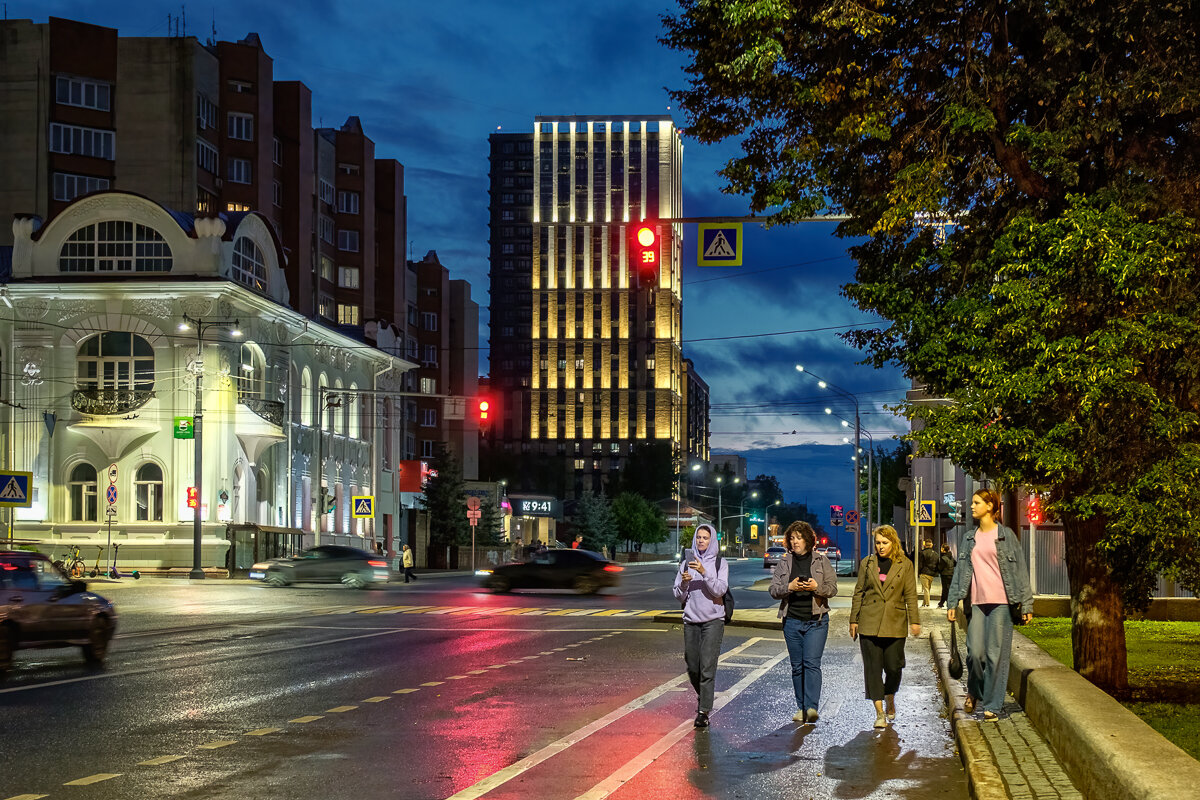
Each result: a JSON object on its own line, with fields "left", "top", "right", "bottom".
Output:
{"left": 234, "top": 394, "right": 285, "bottom": 466}
{"left": 71, "top": 387, "right": 155, "bottom": 416}
{"left": 238, "top": 395, "right": 284, "bottom": 427}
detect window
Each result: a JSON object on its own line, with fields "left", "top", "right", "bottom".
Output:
{"left": 273, "top": 137, "right": 282, "bottom": 165}
{"left": 227, "top": 79, "right": 254, "bottom": 93}
{"left": 227, "top": 112, "right": 254, "bottom": 141}
{"left": 56, "top": 75, "right": 111, "bottom": 110}
{"left": 337, "top": 304, "right": 360, "bottom": 325}
{"left": 49, "top": 123, "right": 114, "bottom": 159}
{"left": 301, "top": 367, "right": 313, "bottom": 425}
{"left": 337, "top": 190, "right": 360, "bottom": 214}
{"left": 422, "top": 344, "right": 437, "bottom": 366}
{"left": 421, "top": 440, "right": 435, "bottom": 458}
{"left": 421, "top": 312, "right": 437, "bottom": 331}
{"left": 421, "top": 408, "right": 437, "bottom": 427}
{"left": 318, "top": 293, "right": 333, "bottom": 319}
{"left": 318, "top": 215, "right": 334, "bottom": 244}
{"left": 135, "top": 463, "right": 164, "bottom": 522}
{"left": 227, "top": 157, "right": 251, "bottom": 184}
{"left": 320, "top": 255, "right": 334, "bottom": 281}
{"left": 338, "top": 162, "right": 360, "bottom": 175}
{"left": 76, "top": 331, "right": 155, "bottom": 392}
{"left": 196, "top": 140, "right": 219, "bottom": 175}
{"left": 272, "top": 180, "right": 282, "bottom": 207}
{"left": 52, "top": 173, "right": 109, "bottom": 202}
{"left": 232, "top": 236, "right": 267, "bottom": 292}
{"left": 420, "top": 377, "right": 436, "bottom": 394}
{"left": 225, "top": 202, "right": 251, "bottom": 212}
{"left": 647, "top": 357, "right": 656, "bottom": 370}
{"left": 337, "top": 266, "right": 360, "bottom": 289}
{"left": 237, "top": 343, "right": 265, "bottom": 399}
{"left": 337, "top": 230, "right": 359, "bottom": 252}
{"left": 59, "top": 222, "right": 172, "bottom": 272}
{"left": 69, "top": 463, "right": 99, "bottom": 522}
{"left": 319, "top": 179, "right": 335, "bottom": 205}
{"left": 196, "top": 93, "right": 218, "bottom": 130}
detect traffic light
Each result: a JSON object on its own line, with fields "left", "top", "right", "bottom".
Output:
{"left": 321, "top": 492, "right": 336, "bottom": 514}
{"left": 628, "top": 222, "right": 659, "bottom": 287}
{"left": 477, "top": 397, "right": 491, "bottom": 425}
{"left": 186, "top": 487, "right": 198, "bottom": 509}
{"left": 1027, "top": 494, "right": 1042, "bottom": 525}
{"left": 948, "top": 500, "right": 964, "bottom": 523}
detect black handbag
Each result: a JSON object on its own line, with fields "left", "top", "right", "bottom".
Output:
{"left": 948, "top": 616, "right": 964, "bottom": 679}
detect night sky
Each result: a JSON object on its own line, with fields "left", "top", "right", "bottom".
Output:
{"left": 30, "top": 1, "right": 910, "bottom": 548}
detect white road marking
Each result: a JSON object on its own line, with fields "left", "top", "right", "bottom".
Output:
{"left": 63, "top": 774, "right": 122, "bottom": 786}
{"left": 138, "top": 755, "right": 186, "bottom": 765}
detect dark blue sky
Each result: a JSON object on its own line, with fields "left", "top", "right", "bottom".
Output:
{"left": 35, "top": 1, "right": 910, "bottom": 542}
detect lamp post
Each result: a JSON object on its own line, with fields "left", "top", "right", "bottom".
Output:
{"left": 797, "top": 364, "right": 863, "bottom": 565}
{"left": 676, "top": 463, "right": 701, "bottom": 553}
{"left": 740, "top": 490, "right": 758, "bottom": 557}
{"left": 180, "top": 314, "right": 241, "bottom": 580}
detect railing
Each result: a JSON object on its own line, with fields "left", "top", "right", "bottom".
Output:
{"left": 238, "top": 395, "right": 284, "bottom": 427}
{"left": 71, "top": 387, "right": 155, "bottom": 416}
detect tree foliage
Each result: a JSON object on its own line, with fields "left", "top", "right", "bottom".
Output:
{"left": 619, "top": 441, "right": 677, "bottom": 501}
{"left": 571, "top": 491, "right": 619, "bottom": 554}
{"left": 474, "top": 500, "right": 504, "bottom": 547}
{"left": 419, "top": 448, "right": 471, "bottom": 548}
{"left": 611, "top": 492, "right": 669, "bottom": 552}
{"left": 663, "top": 1, "right": 1200, "bottom": 693}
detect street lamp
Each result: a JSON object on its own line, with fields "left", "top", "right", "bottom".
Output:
{"left": 180, "top": 314, "right": 241, "bottom": 580}
{"left": 675, "top": 463, "right": 701, "bottom": 552}
{"left": 797, "top": 364, "right": 863, "bottom": 565}
{"left": 740, "top": 490, "right": 758, "bottom": 557}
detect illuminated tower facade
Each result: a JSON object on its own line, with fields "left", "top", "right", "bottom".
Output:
{"left": 487, "top": 115, "right": 684, "bottom": 498}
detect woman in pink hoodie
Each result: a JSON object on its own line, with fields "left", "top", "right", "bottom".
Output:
{"left": 673, "top": 523, "right": 729, "bottom": 728}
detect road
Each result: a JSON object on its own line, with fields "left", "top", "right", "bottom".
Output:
{"left": 0, "top": 560, "right": 968, "bottom": 800}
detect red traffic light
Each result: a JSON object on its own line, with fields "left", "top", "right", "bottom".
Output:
{"left": 629, "top": 222, "right": 659, "bottom": 286}
{"left": 187, "top": 487, "right": 198, "bottom": 508}
{"left": 478, "top": 399, "right": 490, "bottom": 420}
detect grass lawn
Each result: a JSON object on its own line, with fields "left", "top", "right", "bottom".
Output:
{"left": 1021, "top": 618, "right": 1200, "bottom": 760}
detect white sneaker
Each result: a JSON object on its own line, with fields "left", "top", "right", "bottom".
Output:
{"left": 874, "top": 713, "right": 888, "bottom": 729}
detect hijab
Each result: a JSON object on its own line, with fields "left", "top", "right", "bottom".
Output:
{"left": 690, "top": 524, "right": 720, "bottom": 574}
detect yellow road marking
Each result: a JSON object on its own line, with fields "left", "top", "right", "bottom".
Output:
{"left": 245, "top": 728, "right": 281, "bottom": 736}
{"left": 64, "top": 774, "right": 122, "bottom": 786}
{"left": 446, "top": 675, "right": 469, "bottom": 680}
{"left": 197, "top": 740, "right": 238, "bottom": 749}
{"left": 402, "top": 606, "right": 451, "bottom": 614}
{"left": 485, "top": 664, "right": 506, "bottom": 669}
{"left": 6, "top": 794, "right": 49, "bottom": 799}
{"left": 542, "top": 609, "right": 582, "bottom": 616}
{"left": 393, "top": 688, "right": 419, "bottom": 694}
{"left": 636, "top": 610, "right": 672, "bottom": 616}
{"left": 492, "top": 608, "right": 538, "bottom": 615}
{"left": 362, "top": 696, "right": 391, "bottom": 702}
{"left": 138, "top": 755, "right": 186, "bottom": 766}
{"left": 289, "top": 715, "right": 324, "bottom": 723}
{"left": 326, "top": 706, "right": 357, "bottom": 713}
{"left": 420, "top": 681, "right": 444, "bottom": 687}
{"left": 356, "top": 605, "right": 409, "bottom": 614}
{"left": 468, "top": 669, "right": 489, "bottom": 674}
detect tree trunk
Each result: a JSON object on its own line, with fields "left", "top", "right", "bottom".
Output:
{"left": 1062, "top": 514, "right": 1128, "bottom": 695}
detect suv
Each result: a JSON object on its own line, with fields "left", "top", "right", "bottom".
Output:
{"left": 0, "top": 551, "right": 118, "bottom": 676}
{"left": 763, "top": 546, "right": 787, "bottom": 569}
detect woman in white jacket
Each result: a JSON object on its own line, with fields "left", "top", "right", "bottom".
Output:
{"left": 673, "top": 523, "right": 729, "bottom": 729}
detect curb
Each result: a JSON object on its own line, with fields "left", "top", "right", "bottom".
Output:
{"left": 929, "top": 629, "right": 1009, "bottom": 800}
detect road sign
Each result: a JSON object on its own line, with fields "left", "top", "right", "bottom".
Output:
{"left": 846, "top": 509, "right": 860, "bottom": 525}
{"left": 697, "top": 223, "right": 743, "bottom": 266}
{"left": 846, "top": 523, "right": 859, "bottom": 534}
{"left": 0, "top": 470, "right": 33, "bottom": 508}
{"left": 352, "top": 495, "right": 375, "bottom": 518}
{"left": 108, "top": 463, "right": 118, "bottom": 484}
{"left": 830, "top": 504, "right": 844, "bottom": 527}
{"left": 466, "top": 496, "right": 481, "bottom": 511}
{"left": 106, "top": 507, "right": 118, "bottom": 520}
{"left": 106, "top": 485, "right": 118, "bottom": 505}
{"left": 909, "top": 500, "right": 937, "bottom": 526}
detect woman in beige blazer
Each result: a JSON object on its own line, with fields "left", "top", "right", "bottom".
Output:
{"left": 849, "top": 525, "right": 921, "bottom": 728}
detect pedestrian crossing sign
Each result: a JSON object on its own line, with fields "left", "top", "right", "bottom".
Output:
{"left": 351, "top": 495, "right": 375, "bottom": 519}
{"left": 0, "top": 470, "right": 33, "bottom": 508}
{"left": 909, "top": 500, "right": 937, "bottom": 527}
{"left": 697, "top": 223, "right": 743, "bottom": 266}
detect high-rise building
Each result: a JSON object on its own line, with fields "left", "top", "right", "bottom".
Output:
{"left": 487, "top": 115, "right": 685, "bottom": 498}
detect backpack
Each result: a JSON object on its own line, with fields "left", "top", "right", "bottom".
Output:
{"left": 680, "top": 554, "right": 735, "bottom": 623}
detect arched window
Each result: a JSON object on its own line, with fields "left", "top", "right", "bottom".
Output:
{"left": 349, "top": 382, "right": 360, "bottom": 438}
{"left": 135, "top": 463, "right": 164, "bottom": 521}
{"left": 60, "top": 221, "right": 172, "bottom": 272}
{"left": 77, "top": 332, "right": 154, "bottom": 391}
{"left": 69, "top": 463, "right": 98, "bottom": 521}
{"left": 236, "top": 343, "right": 265, "bottom": 399}
{"left": 232, "top": 237, "right": 267, "bottom": 292}
{"left": 300, "top": 367, "right": 313, "bottom": 425}
{"left": 334, "top": 379, "right": 345, "bottom": 434}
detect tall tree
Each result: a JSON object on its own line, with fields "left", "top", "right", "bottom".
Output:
{"left": 475, "top": 500, "right": 504, "bottom": 547}
{"left": 611, "top": 492, "right": 669, "bottom": 553}
{"left": 420, "top": 448, "right": 470, "bottom": 548}
{"left": 571, "top": 491, "right": 619, "bottom": 554}
{"left": 663, "top": 2, "right": 1200, "bottom": 693}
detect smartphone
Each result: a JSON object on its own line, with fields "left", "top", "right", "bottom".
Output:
{"left": 682, "top": 549, "right": 694, "bottom": 566}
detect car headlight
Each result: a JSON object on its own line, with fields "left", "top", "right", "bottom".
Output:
{"left": 476, "top": 569, "right": 493, "bottom": 576}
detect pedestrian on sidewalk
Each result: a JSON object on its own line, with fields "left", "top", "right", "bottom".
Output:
{"left": 917, "top": 539, "right": 939, "bottom": 607}
{"left": 849, "top": 524, "right": 921, "bottom": 729}
{"left": 673, "top": 523, "right": 728, "bottom": 730}
{"left": 402, "top": 544, "right": 417, "bottom": 583}
{"left": 769, "top": 521, "right": 838, "bottom": 725}
{"left": 945, "top": 488, "right": 1033, "bottom": 722}
{"left": 936, "top": 544, "right": 956, "bottom": 608}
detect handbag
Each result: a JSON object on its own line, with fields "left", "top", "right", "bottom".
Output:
{"left": 948, "top": 616, "right": 964, "bottom": 679}
{"left": 1010, "top": 602, "right": 1026, "bottom": 625}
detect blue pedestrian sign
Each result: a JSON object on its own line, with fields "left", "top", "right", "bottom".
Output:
{"left": 352, "top": 495, "right": 375, "bottom": 519}
{"left": 0, "top": 470, "right": 33, "bottom": 508}
{"left": 697, "top": 223, "right": 743, "bottom": 266}
{"left": 909, "top": 500, "right": 937, "bottom": 527}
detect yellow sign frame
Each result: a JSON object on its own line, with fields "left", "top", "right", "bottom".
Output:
{"left": 351, "top": 495, "right": 375, "bottom": 519}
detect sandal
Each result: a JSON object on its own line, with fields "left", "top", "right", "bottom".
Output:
{"left": 963, "top": 696, "right": 976, "bottom": 714}
{"left": 982, "top": 711, "right": 999, "bottom": 722}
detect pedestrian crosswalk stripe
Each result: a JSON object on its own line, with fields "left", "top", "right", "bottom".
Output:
{"left": 329, "top": 605, "right": 685, "bottom": 619}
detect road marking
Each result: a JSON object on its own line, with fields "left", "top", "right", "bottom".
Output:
{"left": 444, "top": 665, "right": 701, "bottom": 800}
{"left": 138, "top": 755, "right": 187, "bottom": 766}
{"left": 245, "top": 728, "right": 282, "bottom": 735}
{"left": 421, "top": 681, "right": 444, "bottom": 687}
{"left": 393, "top": 689, "right": 419, "bottom": 694}
{"left": 325, "top": 705, "right": 357, "bottom": 713}
{"left": 468, "top": 669, "right": 489, "bottom": 674}
{"left": 197, "top": 740, "right": 238, "bottom": 750}
{"left": 446, "top": 675, "right": 470, "bottom": 680}
{"left": 64, "top": 774, "right": 122, "bottom": 786}
{"left": 362, "top": 696, "right": 391, "bottom": 702}
{"left": 289, "top": 715, "right": 324, "bottom": 723}
{"left": 5, "top": 794, "right": 49, "bottom": 799}
{"left": 485, "top": 664, "right": 507, "bottom": 669}
{"left": 574, "top": 648, "right": 790, "bottom": 799}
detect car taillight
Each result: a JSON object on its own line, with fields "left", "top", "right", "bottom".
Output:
{"left": 367, "top": 560, "right": 387, "bottom": 568}
{"left": 603, "top": 564, "right": 623, "bottom": 573}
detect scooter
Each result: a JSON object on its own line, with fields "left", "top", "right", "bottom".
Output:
{"left": 88, "top": 545, "right": 104, "bottom": 578}
{"left": 107, "top": 543, "right": 140, "bottom": 579}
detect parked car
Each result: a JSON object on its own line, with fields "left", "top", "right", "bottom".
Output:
{"left": 480, "top": 549, "right": 623, "bottom": 594}
{"left": 0, "top": 551, "right": 118, "bottom": 676}
{"left": 250, "top": 545, "right": 390, "bottom": 589}
{"left": 763, "top": 546, "right": 787, "bottom": 569}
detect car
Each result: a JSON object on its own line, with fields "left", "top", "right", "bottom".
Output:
{"left": 763, "top": 546, "right": 787, "bottom": 569}
{"left": 816, "top": 546, "right": 842, "bottom": 562}
{"left": 0, "top": 550, "right": 118, "bottom": 676}
{"left": 480, "top": 549, "right": 623, "bottom": 594}
{"left": 250, "top": 545, "right": 390, "bottom": 589}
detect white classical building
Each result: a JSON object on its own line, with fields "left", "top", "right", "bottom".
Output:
{"left": 1, "top": 191, "right": 416, "bottom": 572}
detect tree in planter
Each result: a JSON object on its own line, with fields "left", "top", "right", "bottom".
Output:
{"left": 419, "top": 448, "right": 471, "bottom": 551}
{"left": 571, "top": 491, "right": 618, "bottom": 555}
{"left": 474, "top": 500, "right": 504, "bottom": 547}
{"left": 662, "top": 2, "right": 1200, "bottom": 693}
{"left": 611, "top": 492, "right": 669, "bottom": 555}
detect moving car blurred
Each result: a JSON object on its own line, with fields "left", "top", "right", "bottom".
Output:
{"left": 480, "top": 549, "right": 622, "bottom": 594}
{"left": 0, "top": 551, "right": 117, "bottom": 676}
{"left": 763, "top": 546, "right": 787, "bottom": 569}
{"left": 250, "top": 545, "right": 389, "bottom": 589}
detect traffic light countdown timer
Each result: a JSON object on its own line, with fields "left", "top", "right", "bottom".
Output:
{"left": 628, "top": 222, "right": 659, "bottom": 287}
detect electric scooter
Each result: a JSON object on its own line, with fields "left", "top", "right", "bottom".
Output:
{"left": 88, "top": 545, "right": 104, "bottom": 578}
{"left": 107, "top": 543, "right": 140, "bottom": 579}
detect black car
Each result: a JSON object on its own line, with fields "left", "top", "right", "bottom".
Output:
{"left": 0, "top": 551, "right": 118, "bottom": 676}
{"left": 480, "top": 549, "right": 623, "bottom": 594}
{"left": 249, "top": 545, "right": 390, "bottom": 589}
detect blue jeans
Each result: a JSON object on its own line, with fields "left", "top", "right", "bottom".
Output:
{"left": 783, "top": 615, "right": 829, "bottom": 712}
{"left": 966, "top": 603, "right": 1014, "bottom": 713}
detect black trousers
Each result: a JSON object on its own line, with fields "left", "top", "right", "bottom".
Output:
{"left": 859, "top": 634, "right": 907, "bottom": 700}
{"left": 938, "top": 574, "right": 951, "bottom": 606}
